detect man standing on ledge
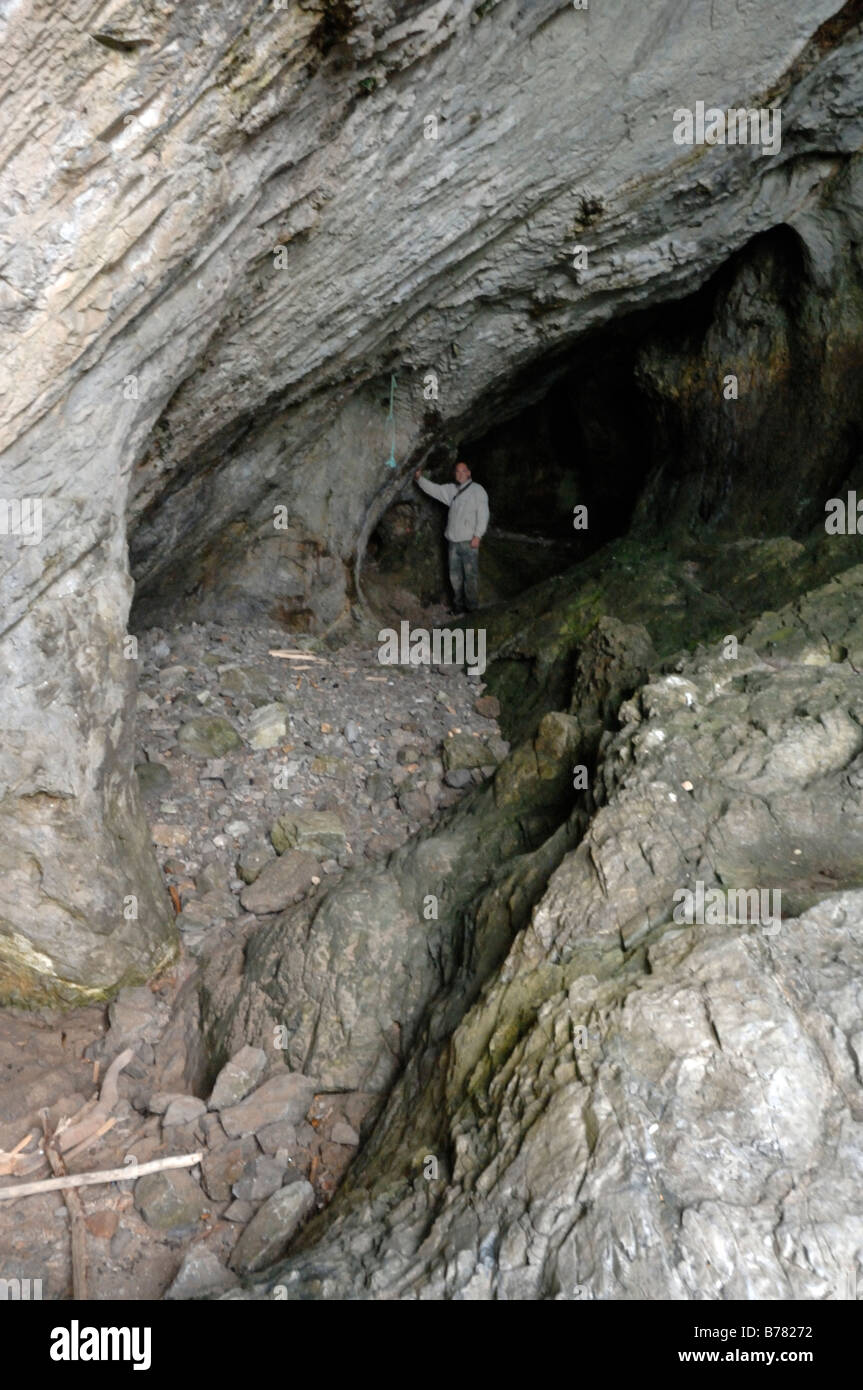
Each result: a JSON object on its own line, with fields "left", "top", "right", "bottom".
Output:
{"left": 414, "top": 460, "right": 490, "bottom": 615}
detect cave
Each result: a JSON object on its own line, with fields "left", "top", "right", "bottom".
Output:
{"left": 363, "top": 310, "right": 654, "bottom": 610}
{"left": 3, "top": 0, "right": 863, "bottom": 1323}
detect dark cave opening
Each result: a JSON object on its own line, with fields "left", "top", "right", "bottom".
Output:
{"left": 362, "top": 299, "right": 689, "bottom": 614}
{"left": 363, "top": 319, "right": 660, "bottom": 613}
{"left": 363, "top": 222, "right": 863, "bottom": 621}
{"left": 125, "top": 222, "right": 863, "bottom": 640}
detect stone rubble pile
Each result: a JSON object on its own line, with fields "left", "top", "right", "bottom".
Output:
{"left": 134, "top": 618, "right": 508, "bottom": 956}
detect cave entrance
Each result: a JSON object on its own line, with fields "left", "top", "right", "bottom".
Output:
{"left": 361, "top": 219, "right": 863, "bottom": 625}
{"left": 362, "top": 315, "right": 658, "bottom": 617}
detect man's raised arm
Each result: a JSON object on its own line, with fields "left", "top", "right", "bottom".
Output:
{"left": 414, "top": 468, "right": 453, "bottom": 504}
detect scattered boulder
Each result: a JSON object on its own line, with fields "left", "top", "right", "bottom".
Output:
{"left": 178, "top": 716, "right": 242, "bottom": 758}
{"left": 232, "top": 1154, "right": 287, "bottom": 1203}
{"left": 331, "top": 1121, "right": 359, "bottom": 1147}
{"left": 474, "top": 694, "right": 501, "bottom": 719}
{"left": 484, "top": 734, "right": 510, "bottom": 763}
{"left": 443, "top": 732, "right": 495, "bottom": 771}
{"left": 224, "top": 1199, "right": 256, "bottom": 1224}
{"left": 107, "top": 988, "right": 167, "bottom": 1048}
{"left": 175, "top": 889, "right": 239, "bottom": 931}
{"left": 200, "top": 1113, "right": 225, "bottom": 1147}
{"left": 247, "top": 703, "right": 291, "bottom": 749}
{"left": 396, "top": 745, "right": 422, "bottom": 765}
{"left": 151, "top": 823, "right": 190, "bottom": 848}
{"left": 134, "top": 1170, "right": 209, "bottom": 1233}
{"left": 444, "top": 768, "right": 473, "bottom": 789}
{"left": 162, "top": 1096, "right": 206, "bottom": 1128}
{"left": 219, "top": 667, "right": 274, "bottom": 701}
{"left": 237, "top": 841, "right": 277, "bottom": 884}
{"left": 220, "top": 1073, "right": 318, "bottom": 1139}
{"left": 145, "top": 1095, "right": 180, "bottom": 1117}
{"left": 366, "top": 771, "right": 393, "bottom": 802}
{"left": 175, "top": 900, "right": 217, "bottom": 932}
{"left": 135, "top": 761, "right": 172, "bottom": 795}
{"left": 229, "top": 1181, "right": 316, "bottom": 1274}
{"left": 239, "top": 850, "right": 320, "bottom": 915}
{"left": 256, "top": 1121, "right": 298, "bottom": 1156}
{"left": 209, "top": 1046, "right": 268, "bottom": 1111}
{"left": 310, "top": 754, "right": 353, "bottom": 777}
{"left": 165, "top": 1248, "right": 239, "bottom": 1301}
{"left": 198, "top": 861, "right": 230, "bottom": 895}
{"left": 201, "top": 1136, "right": 260, "bottom": 1202}
{"left": 397, "top": 789, "right": 432, "bottom": 820}
{"left": 270, "top": 811, "right": 346, "bottom": 858}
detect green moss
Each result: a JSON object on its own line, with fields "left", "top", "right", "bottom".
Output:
{"left": 483, "top": 532, "right": 863, "bottom": 743}
{"left": 0, "top": 935, "right": 179, "bottom": 1011}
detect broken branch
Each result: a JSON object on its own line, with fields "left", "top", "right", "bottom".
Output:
{"left": 0, "top": 1151, "right": 203, "bottom": 1202}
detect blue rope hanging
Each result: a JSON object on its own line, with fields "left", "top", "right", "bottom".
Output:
{"left": 384, "top": 373, "right": 397, "bottom": 468}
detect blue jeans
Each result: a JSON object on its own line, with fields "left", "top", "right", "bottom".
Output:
{"left": 448, "top": 541, "right": 479, "bottom": 611}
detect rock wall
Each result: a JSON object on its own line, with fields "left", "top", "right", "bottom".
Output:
{"left": 236, "top": 564, "right": 863, "bottom": 1299}
{"left": 203, "top": 534, "right": 861, "bottom": 1098}
{"left": 2, "top": 1, "right": 862, "bottom": 1001}
{"left": 634, "top": 204, "right": 863, "bottom": 538}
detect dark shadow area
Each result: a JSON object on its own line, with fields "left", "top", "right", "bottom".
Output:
{"left": 363, "top": 220, "right": 863, "bottom": 620}
{"left": 363, "top": 299, "right": 678, "bottom": 610}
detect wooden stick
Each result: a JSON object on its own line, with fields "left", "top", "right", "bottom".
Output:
{"left": 268, "top": 650, "right": 329, "bottom": 662}
{"left": 0, "top": 1134, "right": 44, "bottom": 1177}
{"left": 0, "top": 1151, "right": 202, "bottom": 1201}
{"left": 41, "top": 1111, "right": 87, "bottom": 1301}
{"left": 99, "top": 1048, "right": 134, "bottom": 1111}
{"left": 63, "top": 1116, "right": 116, "bottom": 1163}
{"left": 56, "top": 1047, "right": 133, "bottom": 1154}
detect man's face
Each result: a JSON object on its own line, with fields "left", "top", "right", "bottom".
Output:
{"left": 454, "top": 462, "right": 470, "bottom": 484}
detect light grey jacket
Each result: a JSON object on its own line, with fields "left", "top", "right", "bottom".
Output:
{"left": 416, "top": 476, "right": 490, "bottom": 543}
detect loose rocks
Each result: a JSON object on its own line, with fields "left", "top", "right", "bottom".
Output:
{"left": 229, "top": 1181, "right": 316, "bottom": 1274}
{"left": 209, "top": 1046, "right": 269, "bottom": 1111}
{"left": 134, "top": 1170, "right": 209, "bottom": 1233}
{"left": 178, "top": 716, "right": 243, "bottom": 758}
{"left": 270, "top": 811, "right": 346, "bottom": 858}
{"left": 220, "top": 1073, "right": 318, "bottom": 1139}
{"left": 239, "top": 851, "right": 320, "bottom": 914}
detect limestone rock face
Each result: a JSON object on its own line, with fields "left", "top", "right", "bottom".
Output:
{"left": 202, "top": 721, "right": 584, "bottom": 1092}
{"left": 1, "top": 5, "right": 862, "bottom": 999}
{"left": 0, "top": 583, "right": 178, "bottom": 1004}
{"left": 634, "top": 217, "right": 863, "bottom": 541}
{"left": 231, "top": 567, "right": 863, "bottom": 1299}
